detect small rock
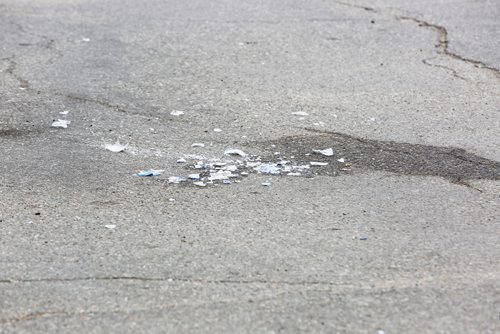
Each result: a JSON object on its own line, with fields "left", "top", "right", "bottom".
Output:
{"left": 137, "top": 169, "right": 164, "bottom": 176}
{"left": 51, "top": 119, "right": 70, "bottom": 128}
{"left": 224, "top": 148, "right": 247, "bottom": 157}
{"left": 193, "top": 181, "right": 206, "bottom": 187}
{"left": 313, "top": 148, "right": 334, "bottom": 156}
{"left": 104, "top": 142, "right": 127, "bottom": 153}
{"left": 310, "top": 161, "right": 328, "bottom": 166}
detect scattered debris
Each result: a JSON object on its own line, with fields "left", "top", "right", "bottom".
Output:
{"left": 310, "top": 161, "right": 328, "bottom": 166}
{"left": 213, "top": 128, "right": 222, "bottom": 132}
{"left": 141, "top": 141, "right": 343, "bottom": 188}
{"left": 193, "top": 181, "right": 206, "bottom": 187}
{"left": 170, "top": 110, "right": 184, "bottom": 116}
{"left": 104, "top": 142, "right": 127, "bottom": 153}
{"left": 168, "top": 176, "right": 187, "bottom": 183}
{"left": 51, "top": 119, "right": 70, "bottom": 128}
{"left": 137, "top": 169, "right": 164, "bottom": 177}
{"left": 255, "top": 163, "right": 281, "bottom": 175}
{"left": 82, "top": 37, "right": 90, "bottom": 42}
{"left": 105, "top": 224, "right": 116, "bottom": 229}
{"left": 224, "top": 148, "right": 247, "bottom": 157}
{"left": 358, "top": 236, "right": 368, "bottom": 240}
{"left": 337, "top": 158, "right": 345, "bottom": 163}
{"left": 313, "top": 148, "right": 334, "bottom": 156}
{"left": 291, "top": 111, "right": 308, "bottom": 116}
{"left": 168, "top": 198, "right": 175, "bottom": 202}
{"left": 208, "top": 170, "right": 236, "bottom": 181}
{"left": 313, "top": 121, "right": 325, "bottom": 126}
{"left": 59, "top": 110, "right": 69, "bottom": 115}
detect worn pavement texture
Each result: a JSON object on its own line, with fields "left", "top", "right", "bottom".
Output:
{"left": 1, "top": 0, "right": 499, "bottom": 333}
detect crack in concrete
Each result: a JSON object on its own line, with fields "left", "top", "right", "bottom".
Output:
{"left": 422, "top": 57, "right": 469, "bottom": 82}
{"left": 63, "top": 94, "right": 128, "bottom": 114}
{"left": 396, "top": 16, "right": 500, "bottom": 78}
{"left": 7, "top": 20, "right": 57, "bottom": 51}
{"left": 5, "top": 59, "right": 30, "bottom": 89}
{"left": 1, "top": 272, "right": 496, "bottom": 326}
{"left": 330, "top": 0, "right": 375, "bottom": 12}
{"left": 330, "top": 0, "right": 500, "bottom": 79}
{"left": 1, "top": 276, "right": 341, "bottom": 287}
{"left": 0, "top": 295, "right": 280, "bottom": 326}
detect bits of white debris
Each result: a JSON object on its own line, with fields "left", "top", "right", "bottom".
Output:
{"left": 59, "top": 110, "right": 69, "bottom": 115}
{"left": 291, "top": 111, "right": 308, "bottom": 116}
{"left": 194, "top": 161, "right": 206, "bottom": 169}
{"left": 255, "top": 163, "right": 281, "bottom": 175}
{"left": 313, "top": 148, "right": 334, "bottom": 156}
{"left": 313, "top": 121, "right": 325, "bottom": 126}
{"left": 193, "top": 181, "right": 206, "bottom": 187}
{"left": 82, "top": 37, "right": 90, "bottom": 42}
{"left": 168, "top": 198, "right": 175, "bottom": 202}
{"left": 261, "top": 181, "right": 272, "bottom": 186}
{"left": 176, "top": 158, "right": 186, "bottom": 163}
{"left": 287, "top": 172, "right": 301, "bottom": 176}
{"left": 337, "top": 158, "right": 345, "bottom": 163}
{"left": 138, "top": 169, "right": 164, "bottom": 177}
{"left": 105, "top": 224, "right": 116, "bottom": 229}
{"left": 241, "top": 172, "right": 249, "bottom": 176}
{"left": 104, "top": 142, "right": 127, "bottom": 153}
{"left": 310, "top": 161, "right": 328, "bottom": 166}
{"left": 292, "top": 165, "right": 310, "bottom": 170}
{"left": 208, "top": 170, "right": 236, "bottom": 181}
{"left": 168, "top": 176, "right": 188, "bottom": 183}
{"left": 170, "top": 110, "right": 184, "bottom": 116}
{"left": 51, "top": 119, "right": 70, "bottom": 128}
{"left": 191, "top": 143, "right": 205, "bottom": 147}
{"left": 224, "top": 148, "right": 247, "bottom": 157}
{"left": 224, "top": 165, "right": 238, "bottom": 172}
{"left": 188, "top": 173, "right": 201, "bottom": 180}
{"left": 213, "top": 128, "right": 222, "bottom": 132}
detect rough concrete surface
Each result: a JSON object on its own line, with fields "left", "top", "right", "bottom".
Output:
{"left": 0, "top": 0, "right": 499, "bottom": 333}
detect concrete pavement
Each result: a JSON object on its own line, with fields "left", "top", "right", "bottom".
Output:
{"left": 1, "top": 0, "right": 499, "bottom": 333}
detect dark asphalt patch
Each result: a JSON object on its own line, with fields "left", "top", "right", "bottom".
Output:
{"left": 256, "top": 129, "right": 500, "bottom": 182}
